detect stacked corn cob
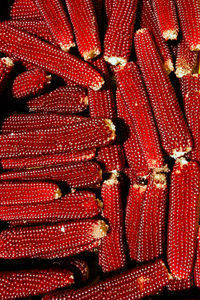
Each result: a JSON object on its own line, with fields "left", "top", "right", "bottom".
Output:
{"left": 0, "top": 0, "right": 199, "bottom": 299}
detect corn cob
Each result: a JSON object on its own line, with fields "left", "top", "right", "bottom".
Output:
{"left": 124, "top": 168, "right": 138, "bottom": 185}
{"left": 10, "top": 0, "right": 42, "bottom": 20}
{"left": 175, "top": 38, "right": 198, "bottom": 78}
{"left": 152, "top": 0, "right": 179, "bottom": 40}
{"left": 2, "top": 113, "right": 86, "bottom": 134}
{"left": 180, "top": 74, "right": 200, "bottom": 98}
{"left": 0, "top": 162, "right": 102, "bottom": 188}
{"left": 167, "top": 157, "right": 200, "bottom": 279}
{"left": 12, "top": 69, "right": 51, "bottom": 99}
{"left": 103, "top": 0, "right": 138, "bottom": 65}
{"left": 116, "top": 89, "right": 149, "bottom": 178}
{"left": 105, "top": 0, "right": 113, "bottom": 19}
{"left": 0, "top": 24, "right": 104, "bottom": 91}
{"left": 135, "top": 28, "right": 193, "bottom": 159}
{"left": 176, "top": 0, "right": 200, "bottom": 51}
{"left": 99, "top": 174, "right": 126, "bottom": 272}
{"left": 114, "top": 62, "right": 164, "bottom": 170}
{"left": 27, "top": 86, "right": 88, "bottom": 114}
{"left": 0, "top": 191, "right": 101, "bottom": 224}
{"left": 0, "top": 181, "right": 61, "bottom": 205}
{"left": 194, "top": 227, "right": 200, "bottom": 288}
{"left": 0, "top": 118, "right": 115, "bottom": 159}
{"left": 0, "top": 219, "right": 108, "bottom": 259}
{"left": 136, "top": 173, "right": 167, "bottom": 262}
{"left": 65, "top": 0, "right": 101, "bottom": 60}
{"left": 0, "top": 267, "right": 74, "bottom": 299}
{"left": 43, "top": 259, "right": 170, "bottom": 299}
{"left": 0, "top": 57, "right": 14, "bottom": 93}
{"left": 1, "top": 149, "right": 96, "bottom": 170}
{"left": 69, "top": 258, "right": 89, "bottom": 282}
{"left": 167, "top": 276, "right": 193, "bottom": 291}
{"left": 139, "top": 0, "right": 174, "bottom": 73}
{"left": 97, "top": 144, "right": 125, "bottom": 172}
{"left": 35, "top": 0, "right": 75, "bottom": 52}
{"left": 184, "top": 91, "right": 200, "bottom": 162}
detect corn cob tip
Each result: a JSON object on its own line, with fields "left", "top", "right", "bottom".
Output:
{"left": 163, "top": 29, "right": 178, "bottom": 41}
{"left": 46, "top": 75, "right": 52, "bottom": 84}
{"left": 191, "top": 44, "right": 200, "bottom": 51}
{"left": 83, "top": 48, "right": 101, "bottom": 61}
{"left": 153, "top": 164, "right": 170, "bottom": 174}
{"left": 152, "top": 172, "right": 167, "bottom": 188}
{"left": 104, "top": 56, "right": 127, "bottom": 66}
{"left": 59, "top": 42, "right": 76, "bottom": 52}
{"left": 176, "top": 156, "right": 189, "bottom": 168}
{"left": 1, "top": 57, "right": 14, "bottom": 67}
{"left": 91, "top": 77, "right": 105, "bottom": 91}
{"left": 135, "top": 28, "right": 147, "bottom": 35}
{"left": 81, "top": 95, "right": 88, "bottom": 106}
{"left": 133, "top": 183, "right": 147, "bottom": 193}
{"left": 92, "top": 220, "right": 109, "bottom": 239}
{"left": 54, "top": 187, "right": 62, "bottom": 199}
{"left": 105, "top": 119, "right": 116, "bottom": 141}
{"left": 103, "top": 171, "right": 119, "bottom": 186}
{"left": 164, "top": 59, "right": 174, "bottom": 74}
{"left": 171, "top": 145, "right": 192, "bottom": 159}
{"left": 96, "top": 197, "right": 103, "bottom": 209}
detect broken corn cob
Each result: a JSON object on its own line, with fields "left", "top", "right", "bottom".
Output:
{"left": 167, "top": 158, "right": 200, "bottom": 279}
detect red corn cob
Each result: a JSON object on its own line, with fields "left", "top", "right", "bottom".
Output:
{"left": 167, "top": 276, "right": 193, "bottom": 291}
{"left": 1, "top": 149, "right": 96, "bottom": 170}
{"left": 103, "top": 0, "right": 138, "bottom": 65}
{"left": 175, "top": 38, "right": 198, "bottom": 78}
{"left": 10, "top": 0, "right": 42, "bottom": 20}
{"left": 35, "top": 0, "right": 75, "bottom": 52}
{"left": 167, "top": 158, "right": 200, "bottom": 279}
{"left": 0, "top": 162, "right": 102, "bottom": 189}
{"left": 136, "top": 173, "right": 168, "bottom": 262}
{"left": 99, "top": 174, "right": 126, "bottom": 272}
{"left": 116, "top": 89, "right": 149, "bottom": 178}
{"left": 105, "top": 0, "right": 113, "bottom": 19}
{"left": 97, "top": 144, "right": 125, "bottom": 172}
{"left": 27, "top": 86, "right": 88, "bottom": 114}
{"left": 4, "top": 20, "right": 56, "bottom": 46}
{"left": 0, "top": 267, "right": 74, "bottom": 299}
{"left": 43, "top": 259, "right": 170, "bottom": 299}
{"left": 12, "top": 69, "right": 51, "bottom": 99}
{"left": 140, "top": 0, "right": 174, "bottom": 74}
{"left": 176, "top": 0, "right": 200, "bottom": 51}
{"left": 114, "top": 62, "right": 164, "bottom": 170}
{"left": 0, "top": 191, "right": 101, "bottom": 224}
{"left": 0, "top": 181, "right": 61, "bottom": 205}
{"left": 65, "top": 0, "right": 101, "bottom": 60}
{"left": 0, "top": 118, "right": 115, "bottom": 159}
{"left": 135, "top": 28, "right": 193, "bottom": 159}
{"left": 0, "top": 24, "right": 104, "bottom": 90}
{"left": 152, "top": 0, "right": 179, "bottom": 40}
{"left": 69, "top": 258, "right": 89, "bottom": 282}
{"left": 125, "top": 183, "right": 147, "bottom": 261}
{"left": 0, "top": 57, "right": 14, "bottom": 93}
{"left": 0, "top": 219, "right": 108, "bottom": 259}
{"left": 184, "top": 91, "right": 200, "bottom": 162}
{"left": 2, "top": 113, "right": 86, "bottom": 134}
{"left": 194, "top": 227, "right": 200, "bottom": 287}
{"left": 180, "top": 74, "right": 200, "bottom": 98}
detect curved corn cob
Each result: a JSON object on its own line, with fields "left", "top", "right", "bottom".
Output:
{"left": 103, "top": 0, "right": 138, "bottom": 65}
{"left": 0, "top": 118, "right": 115, "bottom": 159}
{"left": 1, "top": 149, "right": 96, "bottom": 170}
{"left": 12, "top": 69, "right": 51, "bottom": 99}
{"left": 167, "top": 276, "right": 193, "bottom": 291}
{"left": 136, "top": 173, "right": 167, "bottom": 262}
{"left": 167, "top": 158, "right": 200, "bottom": 279}
{"left": 0, "top": 162, "right": 102, "bottom": 188}
{"left": 65, "top": 0, "right": 101, "bottom": 60}
{"left": 0, "top": 23, "right": 104, "bottom": 90}
{"left": 2, "top": 113, "right": 86, "bottom": 134}
{"left": 180, "top": 74, "right": 200, "bottom": 98}
{"left": 0, "top": 57, "right": 14, "bottom": 94}
{"left": 0, "top": 181, "right": 61, "bottom": 205}
{"left": 175, "top": 39, "right": 198, "bottom": 78}
{"left": 184, "top": 91, "right": 200, "bottom": 162}
{"left": 10, "top": 0, "right": 42, "bottom": 20}
{"left": 125, "top": 183, "right": 147, "bottom": 261}
{"left": 35, "top": 0, "right": 75, "bottom": 52}
{"left": 135, "top": 28, "right": 192, "bottom": 159}
{"left": 116, "top": 89, "right": 149, "bottom": 178}
{"left": 0, "top": 219, "right": 108, "bottom": 259}
{"left": 0, "top": 191, "right": 101, "bottom": 224}
{"left": 99, "top": 174, "right": 126, "bottom": 272}
{"left": 140, "top": 0, "right": 174, "bottom": 73}
{"left": 152, "top": 0, "right": 179, "bottom": 40}
{"left": 114, "top": 62, "right": 164, "bottom": 170}
{"left": 176, "top": 0, "right": 200, "bottom": 51}
{"left": 27, "top": 86, "right": 88, "bottom": 114}
{"left": 194, "top": 227, "right": 200, "bottom": 288}
{"left": 43, "top": 259, "right": 170, "bottom": 299}
{"left": 0, "top": 267, "right": 74, "bottom": 299}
